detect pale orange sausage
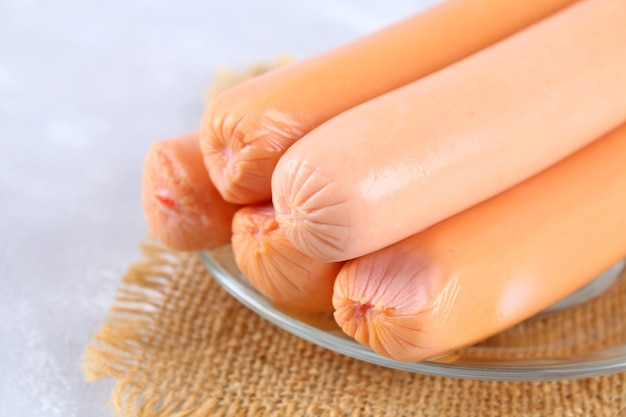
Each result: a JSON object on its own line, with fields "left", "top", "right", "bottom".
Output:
{"left": 332, "top": 122, "right": 626, "bottom": 362}
{"left": 200, "top": 0, "right": 578, "bottom": 204}
{"left": 273, "top": 0, "right": 626, "bottom": 262}
{"left": 231, "top": 203, "right": 341, "bottom": 312}
{"left": 141, "top": 133, "right": 240, "bottom": 251}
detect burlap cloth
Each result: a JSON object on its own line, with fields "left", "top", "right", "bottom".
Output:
{"left": 83, "top": 241, "right": 626, "bottom": 417}
{"left": 83, "top": 63, "right": 625, "bottom": 416}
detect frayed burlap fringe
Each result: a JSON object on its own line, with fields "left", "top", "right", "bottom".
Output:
{"left": 83, "top": 242, "right": 199, "bottom": 417}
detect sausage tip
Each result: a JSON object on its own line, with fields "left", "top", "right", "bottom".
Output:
{"left": 232, "top": 204, "right": 339, "bottom": 312}
{"left": 272, "top": 157, "right": 357, "bottom": 262}
{"left": 332, "top": 248, "right": 440, "bottom": 361}
{"left": 142, "top": 133, "right": 239, "bottom": 251}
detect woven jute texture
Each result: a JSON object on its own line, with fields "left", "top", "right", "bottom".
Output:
{"left": 83, "top": 241, "right": 626, "bottom": 417}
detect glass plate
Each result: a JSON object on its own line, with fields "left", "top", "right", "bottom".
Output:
{"left": 199, "top": 247, "right": 626, "bottom": 381}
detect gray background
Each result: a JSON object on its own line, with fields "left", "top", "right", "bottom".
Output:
{"left": 0, "top": 0, "right": 436, "bottom": 415}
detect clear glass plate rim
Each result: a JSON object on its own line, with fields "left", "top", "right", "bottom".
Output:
{"left": 198, "top": 250, "right": 626, "bottom": 381}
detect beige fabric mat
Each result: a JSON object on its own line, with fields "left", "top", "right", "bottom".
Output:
{"left": 83, "top": 242, "right": 626, "bottom": 417}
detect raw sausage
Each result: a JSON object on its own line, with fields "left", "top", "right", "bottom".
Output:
{"left": 200, "top": 0, "right": 578, "bottom": 204}
{"left": 231, "top": 203, "right": 340, "bottom": 311}
{"left": 142, "top": 133, "right": 240, "bottom": 251}
{"left": 333, "top": 123, "right": 626, "bottom": 362}
{"left": 273, "top": 0, "right": 626, "bottom": 261}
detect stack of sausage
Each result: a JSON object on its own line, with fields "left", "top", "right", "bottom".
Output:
{"left": 141, "top": 0, "right": 626, "bottom": 362}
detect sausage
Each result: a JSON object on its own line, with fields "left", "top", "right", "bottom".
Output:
{"left": 272, "top": 0, "right": 626, "bottom": 262}
{"left": 199, "top": 0, "right": 578, "bottom": 204}
{"left": 231, "top": 203, "right": 341, "bottom": 312}
{"left": 141, "top": 133, "right": 240, "bottom": 251}
{"left": 332, "top": 122, "right": 626, "bottom": 362}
